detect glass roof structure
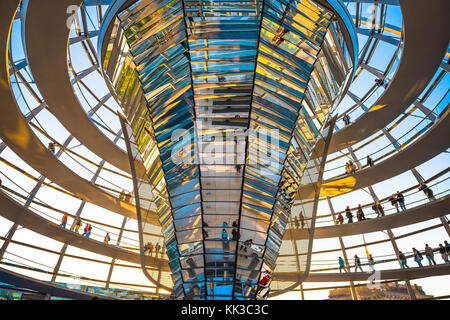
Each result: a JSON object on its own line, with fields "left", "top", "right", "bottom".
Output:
{"left": 0, "top": 0, "right": 448, "bottom": 301}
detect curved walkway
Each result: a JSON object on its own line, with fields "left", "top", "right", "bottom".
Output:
{"left": 0, "top": 266, "right": 114, "bottom": 300}
{"left": 274, "top": 263, "right": 450, "bottom": 282}
{"left": 0, "top": 0, "right": 158, "bottom": 225}
{"left": 284, "top": 195, "right": 450, "bottom": 240}
{"left": 24, "top": 0, "right": 145, "bottom": 176}
{"left": 313, "top": 0, "right": 450, "bottom": 157}
{"left": 0, "top": 191, "right": 169, "bottom": 271}
{"left": 298, "top": 107, "right": 450, "bottom": 199}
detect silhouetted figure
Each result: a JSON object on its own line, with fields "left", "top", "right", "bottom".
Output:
{"left": 424, "top": 244, "right": 436, "bottom": 266}
{"left": 338, "top": 256, "right": 347, "bottom": 273}
{"left": 412, "top": 247, "right": 423, "bottom": 267}
{"left": 438, "top": 243, "right": 449, "bottom": 263}
{"left": 342, "top": 113, "right": 351, "bottom": 126}
{"left": 356, "top": 204, "right": 366, "bottom": 221}
{"left": 294, "top": 216, "right": 299, "bottom": 229}
{"left": 366, "top": 155, "right": 374, "bottom": 167}
{"left": 398, "top": 251, "right": 409, "bottom": 269}
{"left": 345, "top": 206, "right": 353, "bottom": 223}
{"left": 336, "top": 212, "right": 344, "bottom": 225}
{"left": 396, "top": 191, "right": 406, "bottom": 211}
{"left": 419, "top": 183, "right": 435, "bottom": 201}
{"left": 354, "top": 254, "right": 363, "bottom": 272}
{"left": 155, "top": 243, "right": 161, "bottom": 258}
{"left": 388, "top": 194, "right": 399, "bottom": 213}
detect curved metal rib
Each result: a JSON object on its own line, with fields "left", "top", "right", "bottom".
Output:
{"left": 297, "top": 107, "right": 450, "bottom": 199}
{"left": 0, "top": 190, "right": 169, "bottom": 271}
{"left": 314, "top": 0, "right": 450, "bottom": 156}
{"left": 0, "top": 266, "right": 115, "bottom": 300}
{"left": 24, "top": 0, "right": 145, "bottom": 176}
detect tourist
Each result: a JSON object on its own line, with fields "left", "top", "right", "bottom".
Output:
{"left": 354, "top": 254, "right": 363, "bottom": 272}
{"left": 104, "top": 232, "right": 110, "bottom": 244}
{"left": 48, "top": 142, "right": 55, "bottom": 154}
{"left": 231, "top": 228, "right": 239, "bottom": 240}
{"left": 232, "top": 219, "right": 238, "bottom": 228}
{"left": 356, "top": 204, "right": 366, "bottom": 221}
{"left": 445, "top": 241, "right": 450, "bottom": 261}
{"left": 367, "top": 156, "right": 374, "bottom": 167}
{"left": 438, "top": 243, "right": 449, "bottom": 263}
{"left": 375, "top": 78, "right": 387, "bottom": 88}
{"left": 345, "top": 162, "right": 350, "bottom": 175}
{"left": 146, "top": 242, "right": 154, "bottom": 256}
{"left": 412, "top": 248, "right": 423, "bottom": 267}
{"left": 368, "top": 254, "right": 376, "bottom": 271}
{"left": 342, "top": 113, "right": 351, "bottom": 126}
{"left": 424, "top": 244, "right": 436, "bottom": 266}
{"left": 396, "top": 191, "right": 406, "bottom": 211}
{"left": 376, "top": 201, "right": 384, "bottom": 217}
{"left": 60, "top": 213, "right": 68, "bottom": 229}
{"left": 388, "top": 194, "right": 399, "bottom": 213}
{"left": 398, "top": 251, "right": 409, "bottom": 269}
{"left": 221, "top": 229, "right": 228, "bottom": 240}
{"left": 419, "top": 183, "right": 435, "bottom": 201}
{"left": 155, "top": 242, "right": 161, "bottom": 258}
{"left": 299, "top": 211, "right": 305, "bottom": 228}
{"left": 203, "top": 221, "right": 210, "bottom": 239}
{"left": 336, "top": 212, "right": 344, "bottom": 225}
{"left": 348, "top": 160, "right": 356, "bottom": 174}
{"left": 223, "top": 221, "right": 229, "bottom": 228}
{"left": 240, "top": 239, "right": 253, "bottom": 252}
{"left": 73, "top": 217, "right": 82, "bottom": 233}
{"left": 86, "top": 224, "right": 92, "bottom": 238}
{"left": 338, "top": 257, "right": 347, "bottom": 273}
{"left": 345, "top": 206, "right": 353, "bottom": 223}
{"left": 82, "top": 223, "right": 89, "bottom": 237}
{"left": 372, "top": 202, "right": 380, "bottom": 217}
{"left": 294, "top": 216, "right": 299, "bottom": 229}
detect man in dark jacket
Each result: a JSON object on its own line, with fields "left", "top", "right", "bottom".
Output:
{"left": 396, "top": 191, "right": 406, "bottom": 211}
{"left": 345, "top": 206, "right": 353, "bottom": 223}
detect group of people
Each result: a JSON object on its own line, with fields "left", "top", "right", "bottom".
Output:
{"left": 336, "top": 204, "right": 369, "bottom": 224}
{"left": 335, "top": 182, "right": 438, "bottom": 225}
{"left": 143, "top": 241, "right": 162, "bottom": 257}
{"left": 401, "top": 241, "right": 450, "bottom": 268}
{"left": 343, "top": 156, "right": 375, "bottom": 176}
{"left": 387, "top": 191, "right": 406, "bottom": 212}
{"left": 345, "top": 160, "right": 357, "bottom": 175}
{"left": 60, "top": 214, "right": 111, "bottom": 244}
{"left": 338, "top": 241, "right": 450, "bottom": 273}
{"left": 293, "top": 212, "right": 306, "bottom": 229}
{"left": 119, "top": 190, "right": 132, "bottom": 203}
{"left": 339, "top": 254, "right": 376, "bottom": 273}
{"left": 204, "top": 220, "right": 240, "bottom": 240}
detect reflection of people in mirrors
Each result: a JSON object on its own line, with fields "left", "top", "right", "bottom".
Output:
{"left": 240, "top": 239, "right": 253, "bottom": 252}
{"left": 221, "top": 229, "right": 228, "bottom": 240}
{"left": 293, "top": 216, "right": 299, "bottom": 229}
{"left": 231, "top": 228, "right": 239, "bottom": 240}
{"left": 257, "top": 271, "right": 272, "bottom": 299}
{"left": 299, "top": 211, "right": 305, "bottom": 228}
